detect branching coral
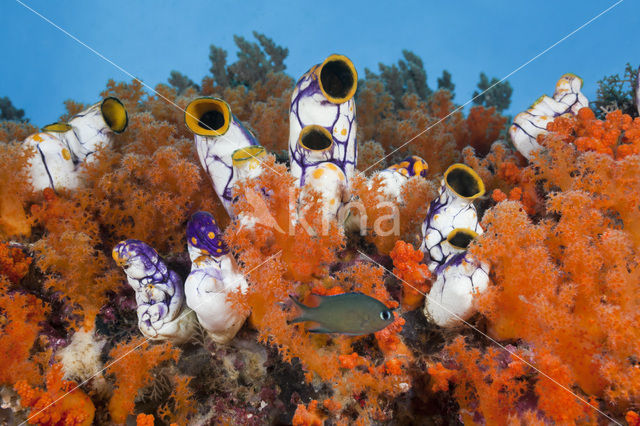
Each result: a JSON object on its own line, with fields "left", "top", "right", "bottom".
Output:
{"left": 460, "top": 107, "right": 640, "bottom": 419}
{"left": 33, "top": 229, "right": 119, "bottom": 327}
{"left": 15, "top": 364, "right": 95, "bottom": 426}
{"left": 0, "top": 242, "right": 32, "bottom": 284}
{"left": 428, "top": 337, "right": 531, "bottom": 424}
{"left": 106, "top": 337, "right": 183, "bottom": 424}
{"left": 389, "top": 240, "right": 431, "bottom": 310}
{"left": 350, "top": 174, "right": 436, "bottom": 254}
{"left": 225, "top": 158, "right": 412, "bottom": 422}
{"left": 463, "top": 105, "right": 507, "bottom": 156}
{"left": 0, "top": 139, "right": 34, "bottom": 238}
{"left": 0, "top": 277, "right": 49, "bottom": 386}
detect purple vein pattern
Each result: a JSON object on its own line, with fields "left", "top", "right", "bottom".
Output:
{"left": 112, "top": 239, "right": 186, "bottom": 340}
{"left": 288, "top": 64, "right": 357, "bottom": 186}
{"left": 194, "top": 115, "right": 259, "bottom": 214}
{"left": 510, "top": 74, "right": 588, "bottom": 159}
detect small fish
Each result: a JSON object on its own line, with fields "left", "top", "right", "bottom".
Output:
{"left": 288, "top": 292, "right": 395, "bottom": 335}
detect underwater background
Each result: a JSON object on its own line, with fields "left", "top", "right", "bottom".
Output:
{"left": 1, "top": 1, "right": 640, "bottom": 425}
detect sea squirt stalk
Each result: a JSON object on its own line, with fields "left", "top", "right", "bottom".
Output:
{"left": 112, "top": 239, "right": 195, "bottom": 343}
{"left": 24, "top": 97, "right": 128, "bottom": 191}
{"left": 289, "top": 54, "right": 358, "bottom": 185}
{"left": 184, "top": 211, "right": 249, "bottom": 344}
{"left": 510, "top": 73, "right": 588, "bottom": 159}
{"left": 420, "top": 163, "right": 485, "bottom": 272}
{"left": 424, "top": 228, "right": 489, "bottom": 327}
{"left": 185, "top": 97, "right": 259, "bottom": 216}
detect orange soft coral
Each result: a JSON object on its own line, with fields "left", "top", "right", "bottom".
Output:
{"left": 32, "top": 229, "right": 120, "bottom": 327}
{"left": 427, "top": 362, "right": 455, "bottom": 393}
{"left": 15, "top": 364, "right": 95, "bottom": 426}
{"left": 107, "top": 338, "right": 180, "bottom": 424}
{"left": 357, "top": 89, "right": 462, "bottom": 175}
{"left": 156, "top": 376, "right": 197, "bottom": 425}
{"left": 0, "top": 140, "right": 34, "bottom": 238}
{"left": 469, "top": 130, "right": 640, "bottom": 419}
{"left": 349, "top": 174, "right": 436, "bottom": 255}
{"left": 389, "top": 240, "right": 431, "bottom": 310}
{"left": 0, "top": 242, "right": 31, "bottom": 284}
{"left": 627, "top": 411, "right": 640, "bottom": 426}
{"left": 292, "top": 400, "right": 325, "bottom": 426}
{"left": 227, "top": 185, "right": 411, "bottom": 422}
{"left": 135, "top": 413, "right": 155, "bottom": 426}
{"left": 0, "top": 278, "right": 49, "bottom": 386}
{"left": 463, "top": 105, "right": 507, "bottom": 156}
{"left": 431, "top": 337, "right": 535, "bottom": 424}
{"left": 544, "top": 107, "right": 640, "bottom": 160}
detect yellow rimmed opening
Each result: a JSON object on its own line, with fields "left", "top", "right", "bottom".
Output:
{"left": 101, "top": 97, "right": 128, "bottom": 133}
{"left": 42, "top": 122, "right": 72, "bottom": 133}
{"left": 316, "top": 54, "right": 358, "bottom": 104}
{"left": 299, "top": 125, "right": 333, "bottom": 152}
{"left": 446, "top": 228, "right": 479, "bottom": 250}
{"left": 185, "top": 97, "right": 231, "bottom": 136}
{"left": 232, "top": 145, "right": 266, "bottom": 166}
{"left": 444, "top": 163, "right": 485, "bottom": 200}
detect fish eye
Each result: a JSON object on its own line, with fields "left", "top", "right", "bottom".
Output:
{"left": 380, "top": 310, "right": 392, "bottom": 321}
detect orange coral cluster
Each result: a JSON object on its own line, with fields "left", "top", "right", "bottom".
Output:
{"left": 107, "top": 337, "right": 185, "bottom": 424}
{"left": 0, "top": 78, "right": 228, "bottom": 423}
{"left": 0, "top": 241, "right": 31, "bottom": 283}
{"left": 0, "top": 133, "right": 34, "bottom": 238}
{"left": 0, "top": 277, "right": 49, "bottom": 387}
{"left": 357, "top": 88, "right": 507, "bottom": 176}
{"left": 6, "top": 56, "right": 637, "bottom": 424}
{"left": 428, "top": 107, "right": 640, "bottom": 423}
{"left": 546, "top": 107, "right": 640, "bottom": 159}
{"left": 15, "top": 364, "right": 95, "bottom": 426}
{"left": 349, "top": 174, "right": 436, "bottom": 254}
{"left": 428, "top": 337, "right": 533, "bottom": 424}
{"left": 389, "top": 240, "right": 432, "bottom": 310}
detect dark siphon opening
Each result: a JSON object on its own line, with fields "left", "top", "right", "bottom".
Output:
{"left": 446, "top": 168, "right": 480, "bottom": 197}
{"left": 320, "top": 60, "right": 354, "bottom": 99}
{"left": 448, "top": 231, "right": 474, "bottom": 249}
{"left": 301, "top": 129, "right": 332, "bottom": 151}
{"left": 199, "top": 110, "right": 225, "bottom": 131}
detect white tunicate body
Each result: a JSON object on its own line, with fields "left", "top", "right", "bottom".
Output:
{"left": 24, "top": 132, "right": 79, "bottom": 191}
{"left": 421, "top": 182, "right": 483, "bottom": 271}
{"left": 195, "top": 122, "right": 257, "bottom": 214}
{"left": 67, "top": 101, "right": 115, "bottom": 162}
{"left": 510, "top": 74, "right": 588, "bottom": 159}
{"left": 288, "top": 63, "right": 357, "bottom": 184}
{"left": 114, "top": 241, "right": 195, "bottom": 344}
{"left": 299, "top": 162, "right": 349, "bottom": 221}
{"left": 185, "top": 245, "right": 248, "bottom": 344}
{"left": 424, "top": 250, "right": 490, "bottom": 327}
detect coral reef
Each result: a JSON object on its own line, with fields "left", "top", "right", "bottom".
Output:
{"left": 1, "top": 41, "right": 638, "bottom": 425}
